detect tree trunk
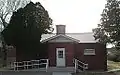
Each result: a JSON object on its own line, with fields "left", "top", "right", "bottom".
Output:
{"left": 2, "top": 42, "right": 7, "bottom": 67}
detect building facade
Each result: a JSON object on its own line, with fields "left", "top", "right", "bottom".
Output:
{"left": 40, "top": 25, "right": 107, "bottom": 71}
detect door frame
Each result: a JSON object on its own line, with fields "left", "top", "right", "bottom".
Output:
{"left": 56, "top": 48, "right": 65, "bottom": 67}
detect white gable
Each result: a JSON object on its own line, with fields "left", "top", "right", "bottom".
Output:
{"left": 40, "top": 32, "right": 97, "bottom": 43}
{"left": 41, "top": 34, "right": 79, "bottom": 43}
{"left": 48, "top": 35, "right": 78, "bottom": 43}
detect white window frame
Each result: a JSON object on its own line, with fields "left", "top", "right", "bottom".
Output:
{"left": 84, "top": 49, "right": 95, "bottom": 55}
{"left": 58, "top": 50, "right": 64, "bottom": 58}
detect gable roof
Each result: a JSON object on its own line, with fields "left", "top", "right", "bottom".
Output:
{"left": 41, "top": 34, "right": 80, "bottom": 43}
{"left": 40, "top": 32, "right": 98, "bottom": 43}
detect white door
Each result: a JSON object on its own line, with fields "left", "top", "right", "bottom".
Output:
{"left": 56, "top": 48, "right": 65, "bottom": 67}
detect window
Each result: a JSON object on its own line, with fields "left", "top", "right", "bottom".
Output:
{"left": 58, "top": 51, "right": 63, "bottom": 58}
{"left": 84, "top": 49, "right": 95, "bottom": 55}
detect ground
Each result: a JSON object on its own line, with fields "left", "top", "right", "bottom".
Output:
{"left": 0, "top": 60, "right": 120, "bottom": 75}
{"left": 107, "top": 60, "right": 120, "bottom": 75}
{"left": 107, "top": 60, "right": 120, "bottom": 71}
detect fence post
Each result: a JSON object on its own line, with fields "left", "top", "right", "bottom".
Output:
{"left": 38, "top": 60, "right": 39, "bottom": 69}
{"left": 83, "top": 64, "right": 85, "bottom": 72}
{"left": 46, "top": 59, "right": 49, "bottom": 72}
{"left": 23, "top": 61, "right": 25, "bottom": 70}
{"left": 14, "top": 62, "right": 16, "bottom": 71}
{"left": 31, "top": 60, "right": 33, "bottom": 69}
{"left": 74, "top": 59, "right": 77, "bottom": 73}
{"left": 16, "top": 62, "right": 18, "bottom": 71}
{"left": 27, "top": 61, "right": 28, "bottom": 70}
{"left": 84, "top": 64, "right": 88, "bottom": 75}
{"left": 85, "top": 64, "right": 88, "bottom": 69}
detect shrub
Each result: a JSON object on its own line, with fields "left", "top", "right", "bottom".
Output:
{"left": 107, "top": 52, "right": 118, "bottom": 61}
{"left": 107, "top": 50, "right": 120, "bottom": 62}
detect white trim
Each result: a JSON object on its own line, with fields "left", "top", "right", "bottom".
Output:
{"left": 84, "top": 49, "right": 95, "bottom": 55}
{"left": 56, "top": 48, "right": 65, "bottom": 67}
{"left": 41, "top": 34, "right": 80, "bottom": 43}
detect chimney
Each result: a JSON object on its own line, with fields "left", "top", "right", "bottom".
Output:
{"left": 56, "top": 25, "right": 66, "bottom": 35}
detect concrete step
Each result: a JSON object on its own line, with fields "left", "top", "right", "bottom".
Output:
{"left": 48, "top": 67, "right": 75, "bottom": 72}
{"left": 52, "top": 72, "right": 72, "bottom": 75}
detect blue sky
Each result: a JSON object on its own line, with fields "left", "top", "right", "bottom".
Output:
{"left": 31, "top": 0, "right": 107, "bottom": 33}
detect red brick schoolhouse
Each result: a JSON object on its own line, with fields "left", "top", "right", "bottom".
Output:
{"left": 40, "top": 25, "right": 107, "bottom": 71}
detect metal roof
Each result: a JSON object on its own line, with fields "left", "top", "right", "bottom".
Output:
{"left": 40, "top": 32, "right": 98, "bottom": 43}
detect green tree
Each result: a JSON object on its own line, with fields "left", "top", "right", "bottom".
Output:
{"left": 0, "top": 0, "right": 30, "bottom": 67}
{"left": 2, "top": 2, "right": 53, "bottom": 60}
{"left": 93, "top": 0, "right": 120, "bottom": 47}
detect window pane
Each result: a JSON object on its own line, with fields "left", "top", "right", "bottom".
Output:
{"left": 84, "top": 49, "right": 95, "bottom": 55}
{"left": 58, "top": 51, "right": 63, "bottom": 58}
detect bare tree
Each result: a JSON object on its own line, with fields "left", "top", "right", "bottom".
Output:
{"left": 0, "top": 0, "right": 30, "bottom": 29}
{"left": 0, "top": 0, "right": 30, "bottom": 67}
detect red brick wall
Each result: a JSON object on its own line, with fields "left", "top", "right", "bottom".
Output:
{"left": 75, "top": 43, "right": 107, "bottom": 71}
{"left": 48, "top": 43, "right": 107, "bottom": 71}
{"left": 48, "top": 43, "right": 74, "bottom": 67}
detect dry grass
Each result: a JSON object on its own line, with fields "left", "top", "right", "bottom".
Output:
{"left": 107, "top": 60, "right": 120, "bottom": 72}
